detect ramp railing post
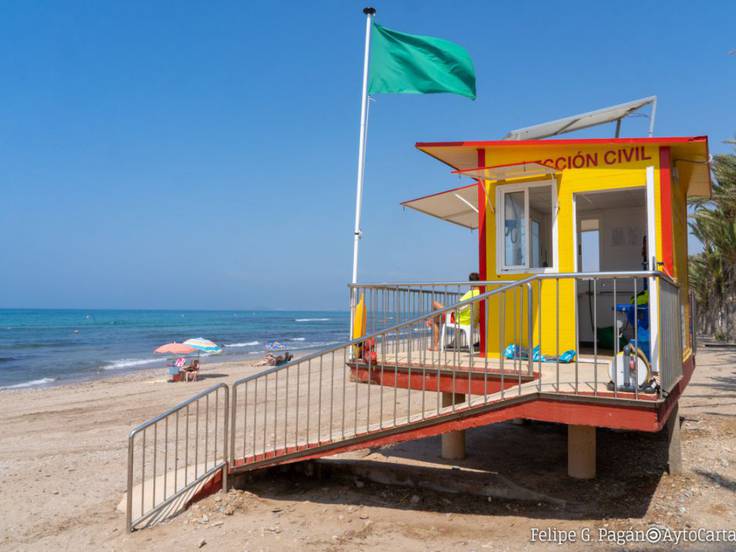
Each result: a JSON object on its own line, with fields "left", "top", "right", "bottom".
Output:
{"left": 222, "top": 385, "right": 229, "bottom": 492}
{"left": 229, "top": 383, "right": 237, "bottom": 466}
{"left": 527, "top": 282, "right": 533, "bottom": 376}
{"left": 126, "top": 384, "right": 229, "bottom": 532}
{"left": 126, "top": 432, "right": 134, "bottom": 533}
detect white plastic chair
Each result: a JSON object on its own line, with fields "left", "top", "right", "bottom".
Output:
{"left": 440, "top": 311, "right": 475, "bottom": 353}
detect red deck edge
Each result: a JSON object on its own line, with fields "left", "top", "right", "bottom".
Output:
{"left": 228, "top": 351, "right": 695, "bottom": 476}
{"left": 349, "top": 364, "right": 534, "bottom": 396}
{"left": 230, "top": 354, "right": 696, "bottom": 474}
{"left": 656, "top": 353, "right": 695, "bottom": 426}
{"left": 184, "top": 469, "right": 223, "bottom": 509}
{"left": 230, "top": 395, "right": 663, "bottom": 473}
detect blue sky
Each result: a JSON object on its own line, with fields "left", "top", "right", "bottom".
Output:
{"left": 1, "top": 1, "right": 734, "bottom": 310}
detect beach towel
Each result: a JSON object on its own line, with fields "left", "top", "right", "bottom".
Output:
{"left": 504, "top": 344, "right": 576, "bottom": 363}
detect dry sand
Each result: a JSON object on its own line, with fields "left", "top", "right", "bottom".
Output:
{"left": 1, "top": 348, "right": 735, "bottom": 551}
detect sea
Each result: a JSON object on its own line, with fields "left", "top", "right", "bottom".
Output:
{"left": 0, "top": 309, "right": 349, "bottom": 390}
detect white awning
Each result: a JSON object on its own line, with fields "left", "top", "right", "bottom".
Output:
{"left": 401, "top": 183, "right": 478, "bottom": 229}
{"left": 452, "top": 161, "right": 557, "bottom": 181}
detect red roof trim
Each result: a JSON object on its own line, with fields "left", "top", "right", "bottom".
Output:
{"left": 416, "top": 136, "right": 708, "bottom": 149}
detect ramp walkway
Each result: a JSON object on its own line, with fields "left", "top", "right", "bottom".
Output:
{"left": 126, "top": 272, "right": 684, "bottom": 531}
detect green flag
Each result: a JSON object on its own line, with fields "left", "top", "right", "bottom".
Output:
{"left": 368, "top": 22, "right": 476, "bottom": 100}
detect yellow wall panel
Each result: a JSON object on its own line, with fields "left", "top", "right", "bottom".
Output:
{"left": 479, "top": 144, "right": 662, "bottom": 357}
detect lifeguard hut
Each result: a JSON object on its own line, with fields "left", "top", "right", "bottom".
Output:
{"left": 344, "top": 97, "right": 710, "bottom": 475}
{"left": 125, "top": 98, "right": 711, "bottom": 530}
{"left": 384, "top": 116, "right": 709, "bottom": 474}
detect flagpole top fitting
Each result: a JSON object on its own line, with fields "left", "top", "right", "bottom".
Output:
{"left": 363, "top": 7, "right": 376, "bottom": 15}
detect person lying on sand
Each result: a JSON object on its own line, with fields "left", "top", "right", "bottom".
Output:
{"left": 256, "top": 351, "right": 293, "bottom": 367}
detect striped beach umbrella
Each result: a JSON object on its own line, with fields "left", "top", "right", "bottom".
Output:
{"left": 183, "top": 337, "right": 222, "bottom": 354}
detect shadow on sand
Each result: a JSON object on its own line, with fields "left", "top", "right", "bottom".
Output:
{"left": 195, "top": 372, "right": 229, "bottom": 381}
{"left": 236, "top": 419, "right": 671, "bottom": 522}
{"left": 693, "top": 469, "right": 736, "bottom": 493}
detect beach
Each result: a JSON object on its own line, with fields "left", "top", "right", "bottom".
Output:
{"left": 1, "top": 348, "right": 735, "bottom": 551}
{"left": 0, "top": 358, "right": 266, "bottom": 550}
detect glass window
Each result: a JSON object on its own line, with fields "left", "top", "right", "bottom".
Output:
{"left": 529, "top": 185, "right": 553, "bottom": 269}
{"left": 531, "top": 220, "right": 541, "bottom": 267}
{"left": 504, "top": 191, "right": 526, "bottom": 267}
{"left": 500, "top": 183, "right": 555, "bottom": 271}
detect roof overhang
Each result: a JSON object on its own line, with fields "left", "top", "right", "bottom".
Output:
{"left": 416, "top": 136, "right": 711, "bottom": 198}
{"left": 401, "top": 183, "right": 478, "bottom": 229}
{"left": 670, "top": 140, "right": 711, "bottom": 198}
{"left": 453, "top": 161, "right": 557, "bottom": 181}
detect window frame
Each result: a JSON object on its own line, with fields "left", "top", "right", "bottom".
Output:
{"left": 495, "top": 179, "right": 558, "bottom": 274}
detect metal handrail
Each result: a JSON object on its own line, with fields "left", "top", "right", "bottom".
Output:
{"left": 127, "top": 383, "right": 229, "bottom": 532}
{"left": 228, "top": 270, "right": 681, "bottom": 473}
{"left": 659, "top": 278, "right": 684, "bottom": 394}
{"left": 127, "top": 269, "right": 686, "bottom": 532}
{"left": 348, "top": 280, "right": 509, "bottom": 289}
{"left": 350, "top": 272, "right": 679, "bottom": 288}
{"left": 128, "top": 384, "right": 228, "bottom": 436}
{"left": 347, "top": 281, "right": 502, "bottom": 337}
{"left": 235, "top": 270, "right": 677, "bottom": 388}
{"left": 233, "top": 282, "right": 520, "bottom": 387}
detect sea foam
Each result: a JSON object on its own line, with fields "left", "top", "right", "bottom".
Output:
{"left": 225, "top": 341, "right": 260, "bottom": 348}
{"left": 104, "top": 358, "right": 161, "bottom": 370}
{"left": 295, "top": 318, "right": 330, "bottom": 322}
{"left": 0, "top": 377, "right": 55, "bottom": 390}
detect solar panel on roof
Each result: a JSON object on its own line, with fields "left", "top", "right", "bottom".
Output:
{"left": 504, "top": 96, "right": 657, "bottom": 140}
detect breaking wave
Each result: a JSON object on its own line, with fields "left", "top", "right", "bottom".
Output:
{"left": 225, "top": 341, "right": 260, "bottom": 348}
{"left": 0, "top": 377, "right": 55, "bottom": 390}
{"left": 103, "top": 358, "right": 160, "bottom": 370}
{"left": 295, "top": 318, "right": 330, "bottom": 322}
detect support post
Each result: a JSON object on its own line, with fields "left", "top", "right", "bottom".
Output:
{"left": 441, "top": 393, "right": 466, "bottom": 460}
{"left": 568, "top": 425, "right": 596, "bottom": 479}
{"left": 665, "top": 402, "right": 682, "bottom": 475}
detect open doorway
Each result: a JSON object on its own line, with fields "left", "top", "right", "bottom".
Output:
{"left": 575, "top": 188, "right": 648, "bottom": 349}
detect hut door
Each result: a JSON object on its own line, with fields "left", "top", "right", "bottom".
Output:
{"left": 574, "top": 187, "right": 649, "bottom": 348}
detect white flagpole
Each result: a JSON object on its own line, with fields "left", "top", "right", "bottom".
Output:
{"left": 351, "top": 7, "right": 375, "bottom": 287}
{"left": 349, "top": 7, "right": 375, "bottom": 340}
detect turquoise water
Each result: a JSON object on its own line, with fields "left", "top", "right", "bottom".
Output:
{"left": 0, "top": 309, "right": 349, "bottom": 389}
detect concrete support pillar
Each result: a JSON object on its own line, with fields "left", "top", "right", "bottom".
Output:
{"left": 441, "top": 392, "right": 466, "bottom": 460}
{"left": 665, "top": 402, "right": 682, "bottom": 475}
{"left": 568, "top": 424, "right": 596, "bottom": 479}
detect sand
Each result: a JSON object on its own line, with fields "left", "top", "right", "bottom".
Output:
{"left": 1, "top": 348, "right": 735, "bottom": 551}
